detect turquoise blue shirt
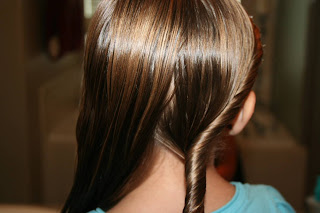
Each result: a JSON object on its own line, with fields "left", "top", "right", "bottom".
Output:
{"left": 88, "top": 182, "right": 295, "bottom": 213}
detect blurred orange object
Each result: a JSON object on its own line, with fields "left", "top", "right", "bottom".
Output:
{"left": 216, "top": 136, "right": 238, "bottom": 181}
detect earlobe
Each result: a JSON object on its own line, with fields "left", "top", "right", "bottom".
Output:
{"left": 229, "top": 91, "right": 256, "bottom": 136}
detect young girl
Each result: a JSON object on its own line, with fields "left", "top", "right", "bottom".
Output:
{"left": 63, "top": 0, "right": 295, "bottom": 212}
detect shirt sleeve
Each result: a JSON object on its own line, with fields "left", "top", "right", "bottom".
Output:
{"left": 266, "top": 186, "right": 296, "bottom": 213}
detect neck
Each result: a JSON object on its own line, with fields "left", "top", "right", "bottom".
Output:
{"left": 108, "top": 147, "right": 235, "bottom": 213}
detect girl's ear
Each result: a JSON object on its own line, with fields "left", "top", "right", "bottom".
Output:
{"left": 229, "top": 91, "right": 256, "bottom": 136}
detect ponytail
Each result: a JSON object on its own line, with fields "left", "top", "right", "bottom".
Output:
{"left": 184, "top": 143, "right": 207, "bottom": 213}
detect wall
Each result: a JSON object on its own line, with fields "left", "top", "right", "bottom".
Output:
{"left": 0, "top": 0, "right": 31, "bottom": 203}
{"left": 272, "top": 0, "right": 310, "bottom": 141}
{"left": 0, "top": 0, "right": 82, "bottom": 204}
{"left": 24, "top": 0, "right": 46, "bottom": 203}
{"left": 304, "top": 0, "right": 320, "bottom": 194}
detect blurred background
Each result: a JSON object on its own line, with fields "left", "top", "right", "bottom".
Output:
{"left": 0, "top": 0, "right": 319, "bottom": 212}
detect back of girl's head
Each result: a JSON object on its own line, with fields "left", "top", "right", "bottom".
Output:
{"left": 63, "top": 0, "right": 262, "bottom": 212}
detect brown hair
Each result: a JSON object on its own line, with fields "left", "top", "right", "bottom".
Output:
{"left": 62, "top": 0, "right": 262, "bottom": 212}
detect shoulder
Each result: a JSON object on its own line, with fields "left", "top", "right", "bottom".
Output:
{"left": 88, "top": 183, "right": 296, "bottom": 213}
{"left": 239, "top": 182, "right": 284, "bottom": 201}
{"left": 228, "top": 182, "right": 296, "bottom": 213}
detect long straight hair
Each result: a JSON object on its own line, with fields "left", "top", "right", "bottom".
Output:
{"left": 62, "top": 0, "right": 263, "bottom": 212}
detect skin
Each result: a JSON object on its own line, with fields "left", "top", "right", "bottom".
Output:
{"left": 108, "top": 91, "right": 256, "bottom": 213}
